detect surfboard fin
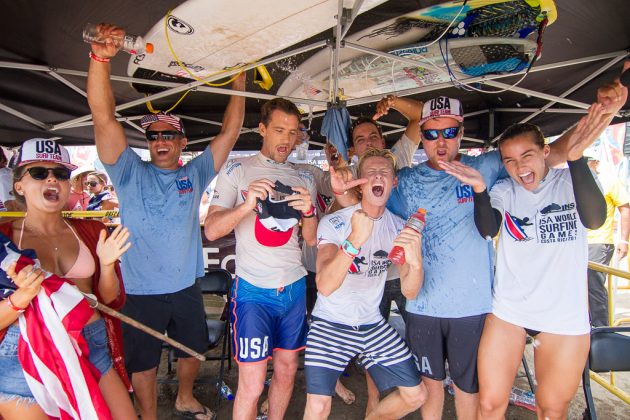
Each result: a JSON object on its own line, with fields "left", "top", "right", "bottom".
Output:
{"left": 254, "top": 65, "right": 274, "bottom": 91}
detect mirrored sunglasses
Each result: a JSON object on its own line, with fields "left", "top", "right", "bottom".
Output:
{"left": 24, "top": 167, "right": 71, "bottom": 181}
{"left": 422, "top": 126, "right": 461, "bottom": 141}
{"left": 145, "top": 130, "right": 183, "bottom": 141}
{"left": 84, "top": 181, "right": 99, "bottom": 187}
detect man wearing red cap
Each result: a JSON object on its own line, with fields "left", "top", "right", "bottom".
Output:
{"left": 205, "top": 98, "right": 317, "bottom": 420}
{"left": 87, "top": 23, "right": 245, "bottom": 420}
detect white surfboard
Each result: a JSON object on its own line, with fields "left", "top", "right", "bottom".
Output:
{"left": 285, "top": 37, "right": 538, "bottom": 107}
{"left": 127, "top": 0, "right": 386, "bottom": 81}
{"left": 277, "top": 0, "right": 555, "bottom": 108}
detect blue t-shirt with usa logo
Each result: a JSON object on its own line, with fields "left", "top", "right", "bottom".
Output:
{"left": 104, "top": 146, "right": 215, "bottom": 294}
{"left": 387, "top": 151, "right": 507, "bottom": 318}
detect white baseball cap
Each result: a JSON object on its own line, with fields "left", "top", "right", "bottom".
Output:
{"left": 420, "top": 97, "right": 464, "bottom": 126}
{"left": 14, "top": 138, "right": 77, "bottom": 170}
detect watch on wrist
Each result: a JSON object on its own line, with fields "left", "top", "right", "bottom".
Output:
{"left": 341, "top": 239, "right": 360, "bottom": 256}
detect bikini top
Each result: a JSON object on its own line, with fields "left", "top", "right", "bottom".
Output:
{"left": 18, "top": 219, "right": 96, "bottom": 279}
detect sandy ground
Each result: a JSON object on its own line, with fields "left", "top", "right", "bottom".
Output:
{"left": 153, "top": 290, "right": 630, "bottom": 419}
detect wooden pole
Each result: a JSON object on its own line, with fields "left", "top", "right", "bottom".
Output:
{"left": 82, "top": 293, "right": 206, "bottom": 361}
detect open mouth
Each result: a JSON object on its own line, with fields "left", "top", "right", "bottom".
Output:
{"left": 156, "top": 147, "right": 169, "bottom": 157}
{"left": 277, "top": 145, "right": 289, "bottom": 154}
{"left": 43, "top": 187, "right": 59, "bottom": 202}
{"left": 330, "top": 152, "right": 339, "bottom": 163}
{"left": 372, "top": 185, "right": 384, "bottom": 197}
{"left": 519, "top": 171, "right": 535, "bottom": 185}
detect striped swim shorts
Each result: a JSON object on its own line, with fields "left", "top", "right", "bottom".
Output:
{"left": 304, "top": 317, "right": 420, "bottom": 396}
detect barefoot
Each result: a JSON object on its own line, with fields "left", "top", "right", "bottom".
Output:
{"left": 335, "top": 380, "right": 355, "bottom": 405}
{"left": 260, "top": 398, "right": 269, "bottom": 415}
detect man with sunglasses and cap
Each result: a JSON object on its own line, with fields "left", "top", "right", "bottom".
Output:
{"left": 86, "top": 23, "right": 245, "bottom": 420}
{"left": 380, "top": 87, "right": 628, "bottom": 420}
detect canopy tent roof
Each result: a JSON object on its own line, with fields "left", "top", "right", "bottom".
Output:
{"left": 0, "top": 0, "right": 628, "bottom": 152}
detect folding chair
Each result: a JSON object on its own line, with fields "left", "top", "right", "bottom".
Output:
{"left": 162, "top": 268, "right": 233, "bottom": 392}
{"left": 582, "top": 326, "right": 630, "bottom": 420}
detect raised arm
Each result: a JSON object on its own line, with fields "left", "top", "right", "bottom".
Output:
{"left": 209, "top": 74, "right": 246, "bottom": 172}
{"left": 565, "top": 104, "right": 609, "bottom": 229}
{"left": 373, "top": 95, "right": 423, "bottom": 143}
{"left": 547, "top": 61, "right": 629, "bottom": 167}
{"left": 86, "top": 24, "right": 128, "bottom": 165}
{"left": 95, "top": 225, "right": 131, "bottom": 304}
{"left": 316, "top": 210, "right": 372, "bottom": 296}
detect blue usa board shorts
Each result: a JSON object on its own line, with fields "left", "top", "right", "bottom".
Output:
{"left": 0, "top": 318, "right": 113, "bottom": 403}
{"left": 304, "top": 317, "right": 420, "bottom": 396}
{"left": 230, "top": 276, "right": 307, "bottom": 363}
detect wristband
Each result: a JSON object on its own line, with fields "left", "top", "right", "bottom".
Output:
{"left": 341, "top": 239, "right": 360, "bottom": 257}
{"left": 6, "top": 295, "right": 26, "bottom": 313}
{"left": 302, "top": 205, "right": 316, "bottom": 218}
{"left": 89, "top": 52, "right": 111, "bottom": 63}
{"left": 333, "top": 189, "right": 348, "bottom": 196}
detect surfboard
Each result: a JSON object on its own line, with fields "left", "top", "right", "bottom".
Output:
{"left": 127, "top": 0, "right": 387, "bottom": 87}
{"left": 286, "top": 37, "right": 538, "bottom": 105}
{"left": 277, "top": 0, "right": 556, "bottom": 108}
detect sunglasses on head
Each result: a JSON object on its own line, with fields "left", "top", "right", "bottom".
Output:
{"left": 24, "top": 166, "right": 71, "bottom": 181}
{"left": 422, "top": 126, "right": 461, "bottom": 141}
{"left": 84, "top": 181, "right": 99, "bottom": 187}
{"left": 145, "top": 130, "right": 183, "bottom": 141}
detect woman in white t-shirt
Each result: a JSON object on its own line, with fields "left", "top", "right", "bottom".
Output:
{"left": 439, "top": 103, "right": 609, "bottom": 420}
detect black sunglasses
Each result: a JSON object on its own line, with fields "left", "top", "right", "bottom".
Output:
{"left": 145, "top": 130, "right": 183, "bottom": 141}
{"left": 84, "top": 181, "right": 99, "bottom": 187}
{"left": 422, "top": 126, "right": 461, "bottom": 141}
{"left": 24, "top": 166, "right": 71, "bottom": 181}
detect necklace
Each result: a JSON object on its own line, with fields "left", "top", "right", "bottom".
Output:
{"left": 359, "top": 206, "right": 383, "bottom": 222}
{"left": 20, "top": 218, "right": 62, "bottom": 253}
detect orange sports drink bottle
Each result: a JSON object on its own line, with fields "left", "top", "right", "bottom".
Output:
{"left": 388, "top": 208, "right": 426, "bottom": 265}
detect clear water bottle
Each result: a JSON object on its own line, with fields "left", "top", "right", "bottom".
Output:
{"left": 83, "top": 23, "right": 154, "bottom": 55}
{"left": 509, "top": 386, "right": 536, "bottom": 411}
{"left": 218, "top": 381, "right": 234, "bottom": 400}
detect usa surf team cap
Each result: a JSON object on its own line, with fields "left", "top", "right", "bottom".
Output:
{"left": 140, "top": 112, "right": 185, "bottom": 134}
{"left": 14, "top": 138, "right": 77, "bottom": 170}
{"left": 420, "top": 97, "right": 465, "bottom": 126}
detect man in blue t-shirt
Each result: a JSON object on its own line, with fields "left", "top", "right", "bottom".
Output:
{"left": 87, "top": 23, "right": 245, "bottom": 420}
{"left": 385, "top": 95, "right": 594, "bottom": 420}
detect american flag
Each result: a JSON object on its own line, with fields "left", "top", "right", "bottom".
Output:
{"left": 0, "top": 232, "right": 112, "bottom": 420}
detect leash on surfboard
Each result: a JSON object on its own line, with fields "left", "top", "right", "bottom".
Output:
{"left": 144, "top": 8, "right": 253, "bottom": 114}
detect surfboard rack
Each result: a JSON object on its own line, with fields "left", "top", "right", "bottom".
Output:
{"left": 253, "top": 65, "right": 273, "bottom": 91}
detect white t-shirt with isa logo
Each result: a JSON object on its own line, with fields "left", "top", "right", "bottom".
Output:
{"left": 314, "top": 203, "right": 404, "bottom": 326}
{"left": 490, "top": 168, "right": 589, "bottom": 335}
